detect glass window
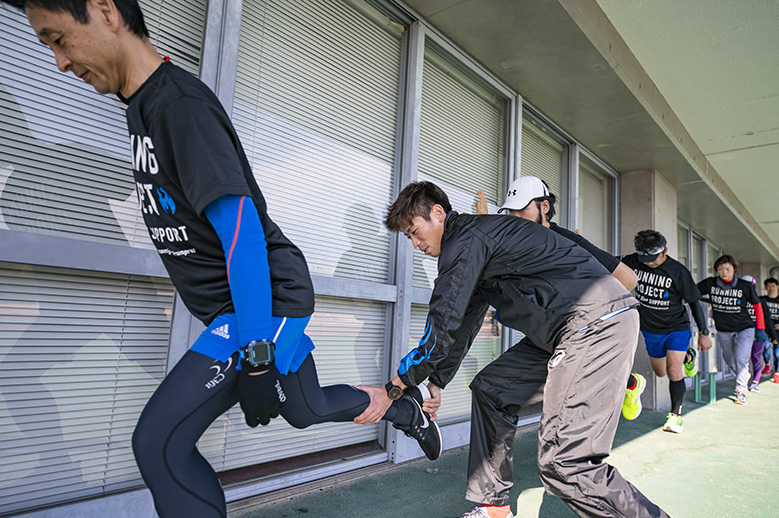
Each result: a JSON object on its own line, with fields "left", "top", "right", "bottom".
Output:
{"left": 578, "top": 156, "right": 613, "bottom": 252}
{"left": 232, "top": 0, "right": 402, "bottom": 282}
{"left": 521, "top": 119, "right": 563, "bottom": 207}
{"left": 409, "top": 304, "right": 502, "bottom": 421}
{"left": 677, "top": 224, "right": 689, "bottom": 269}
{"left": 0, "top": 262, "right": 174, "bottom": 514}
{"left": 414, "top": 47, "right": 506, "bottom": 289}
{"left": 692, "top": 235, "right": 703, "bottom": 282}
{"left": 0, "top": 2, "right": 206, "bottom": 248}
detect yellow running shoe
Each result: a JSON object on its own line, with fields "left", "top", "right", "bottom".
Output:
{"left": 662, "top": 413, "right": 683, "bottom": 433}
{"left": 683, "top": 347, "right": 698, "bottom": 378}
{"left": 622, "top": 373, "right": 646, "bottom": 420}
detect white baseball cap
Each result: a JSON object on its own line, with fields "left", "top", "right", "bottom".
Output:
{"left": 742, "top": 275, "right": 755, "bottom": 284}
{"left": 498, "top": 176, "right": 550, "bottom": 213}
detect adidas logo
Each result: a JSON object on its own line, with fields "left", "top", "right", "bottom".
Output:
{"left": 211, "top": 324, "right": 230, "bottom": 339}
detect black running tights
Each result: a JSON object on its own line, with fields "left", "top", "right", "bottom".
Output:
{"left": 132, "top": 350, "right": 395, "bottom": 518}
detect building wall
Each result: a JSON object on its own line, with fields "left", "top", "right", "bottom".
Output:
{"left": 0, "top": 1, "right": 735, "bottom": 516}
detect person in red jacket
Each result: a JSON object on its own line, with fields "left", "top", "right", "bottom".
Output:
{"left": 741, "top": 275, "right": 778, "bottom": 392}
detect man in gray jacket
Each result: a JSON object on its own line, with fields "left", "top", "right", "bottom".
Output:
{"left": 356, "top": 181, "right": 668, "bottom": 518}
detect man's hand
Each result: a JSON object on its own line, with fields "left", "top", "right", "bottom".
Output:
{"left": 474, "top": 190, "right": 488, "bottom": 215}
{"left": 698, "top": 334, "right": 713, "bottom": 352}
{"left": 353, "top": 385, "right": 393, "bottom": 424}
{"left": 423, "top": 383, "right": 441, "bottom": 421}
{"left": 237, "top": 362, "right": 286, "bottom": 427}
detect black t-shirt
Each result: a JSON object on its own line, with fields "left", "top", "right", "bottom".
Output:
{"left": 763, "top": 295, "right": 779, "bottom": 325}
{"left": 697, "top": 277, "right": 760, "bottom": 332}
{"left": 621, "top": 254, "right": 701, "bottom": 334}
{"left": 122, "top": 62, "right": 314, "bottom": 325}
{"left": 549, "top": 223, "right": 620, "bottom": 273}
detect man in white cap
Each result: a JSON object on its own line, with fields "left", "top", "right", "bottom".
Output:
{"left": 476, "top": 177, "right": 646, "bottom": 420}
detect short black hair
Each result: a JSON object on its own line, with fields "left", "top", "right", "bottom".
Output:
{"left": 1, "top": 0, "right": 149, "bottom": 37}
{"left": 634, "top": 229, "right": 667, "bottom": 252}
{"left": 765, "top": 277, "right": 779, "bottom": 287}
{"left": 385, "top": 181, "right": 452, "bottom": 232}
{"left": 713, "top": 254, "right": 739, "bottom": 274}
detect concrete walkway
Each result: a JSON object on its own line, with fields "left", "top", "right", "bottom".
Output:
{"left": 229, "top": 377, "right": 779, "bottom": 518}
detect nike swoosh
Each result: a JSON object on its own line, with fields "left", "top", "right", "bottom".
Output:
{"left": 413, "top": 399, "right": 429, "bottom": 429}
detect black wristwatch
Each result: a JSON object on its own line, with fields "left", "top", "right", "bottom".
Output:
{"left": 699, "top": 329, "right": 711, "bottom": 337}
{"left": 384, "top": 381, "right": 403, "bottom": 401}
{"left": 241, "top": 339, "right": 275, "bottom": 367}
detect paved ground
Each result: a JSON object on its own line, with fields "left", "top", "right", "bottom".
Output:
{"left": 230, "top": 377, "right": 779, "bottom": 518}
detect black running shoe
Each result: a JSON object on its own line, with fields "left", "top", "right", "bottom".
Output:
{"left": 393, "top": 384, "right": 442, "bottom": 460}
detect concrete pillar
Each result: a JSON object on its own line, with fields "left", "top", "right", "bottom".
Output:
{"left": 620, "top": 170, "right": 678, "bottom": 411}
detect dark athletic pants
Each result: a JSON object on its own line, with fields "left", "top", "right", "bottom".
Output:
{"left": 132, "top": 350, "right": 391, "bottom": 518}
{"left": 467, "top": 309, "right": 669, "bottom": 517}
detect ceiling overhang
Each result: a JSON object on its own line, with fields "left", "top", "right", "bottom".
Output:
{"left": 398, "top": 0, "right": 779, "bottom": 266}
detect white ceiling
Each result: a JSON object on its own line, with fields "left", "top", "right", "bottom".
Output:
{"left": 595, "top": 0, "right": 779, "bottom": 249}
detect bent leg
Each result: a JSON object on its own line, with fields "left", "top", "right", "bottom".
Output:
{"left": 537, "top": 310, "right": 669, "bottom": 518}
{"left": 132, "top": 351, "right": 239, "bottom": 518}
{"left": 466, "top": 338, "right": 549, "bottom": 506}
{"left": 280, "top": 353, "right": 401, "bottom": 428}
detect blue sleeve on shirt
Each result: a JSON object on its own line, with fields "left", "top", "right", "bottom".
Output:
{"left": 205, "top": 194, "right": 273, "bottom": 344}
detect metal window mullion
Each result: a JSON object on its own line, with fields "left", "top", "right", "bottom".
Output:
{"left": 0, "top": 230, "right": 168, "bottom": 277}
{"left": 386, "top": 20, "right": 424, "bottom": 464}
{"left": 610, "top": 172, "right": 620, "bottom": 255}
{"left": 566, "top": 143, "right": 579, "bottom": 231}
{"left": 199, "top": 0, "right": 243, "bottom": 116}
{"left": 501, "top": 94, "right": 521, "bottom": 352}
{"left": 510, "top": 95, "right": 522, "bottom": 182}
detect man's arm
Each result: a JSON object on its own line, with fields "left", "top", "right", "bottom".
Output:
{"left": 690, "top": 300, "right": 713, "bottom": 351}
{"left": 612, "top": 261, "right": 638, "bottom": 292}
{"left": 354, "top": 228, "right": 490, "bottom": 424}
{"left": 205, "top": 195, "right": 273, "bottom": 345}
{"left": 205, "top": 195, "right": 286, "bottom": 427}
{"left": 398, "top": 232, "right": 491, "bottom": 387}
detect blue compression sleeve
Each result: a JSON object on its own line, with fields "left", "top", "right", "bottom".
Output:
{"left": 205, "top": 195, "right": 273, "bottom": 344}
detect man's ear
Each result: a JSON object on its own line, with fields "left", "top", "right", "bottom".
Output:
{"left": 432, "top": 204, "right": 446, "bottom": 222}
{"left": 94, "top": 0, "right": 121, "bottom": 32}
{"left": 541, "top": 200, "right": 551, "bottom": 215}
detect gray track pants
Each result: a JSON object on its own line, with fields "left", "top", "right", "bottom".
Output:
{"left": 466, "top": 309, "right": 669, "bottom": 517}
{"left": 717, "top": 327, "right": 754, "bottom": 393}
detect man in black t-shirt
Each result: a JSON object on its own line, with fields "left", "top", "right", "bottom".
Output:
{"left": 5, "top": 1, "right": 440, "bottom": 516}
{"left": 762, "top": 278, "right": 779, "bottom": 381}
{"left": 622, "top": 230, "right": 712, "bottom": 434}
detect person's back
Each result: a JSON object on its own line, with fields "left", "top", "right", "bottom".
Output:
{"left": 438, "top": 211, "right": 634, "bottom": 350}
{"left": 123, "top": 60, "right": 314, "bottom": 326}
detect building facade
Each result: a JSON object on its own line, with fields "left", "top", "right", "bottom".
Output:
{"left": 1, "top": 1, "right": 776, "bottom": 516}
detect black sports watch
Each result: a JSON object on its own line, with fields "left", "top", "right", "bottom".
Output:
{"left": 384, "top": 381, "right": 403, "bottom": 401}
{"left": 241, "top": 339, "right": 275, "bottom": 368}
{"left": 699, "top": 329, "right": 711, "bottom": 337}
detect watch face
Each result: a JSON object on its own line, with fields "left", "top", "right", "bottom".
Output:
{"left": 248, "top": 341, "right": 272, "bottom": 365}
{"left": 385, "top": 383, "right": 403, "bottom": 400}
